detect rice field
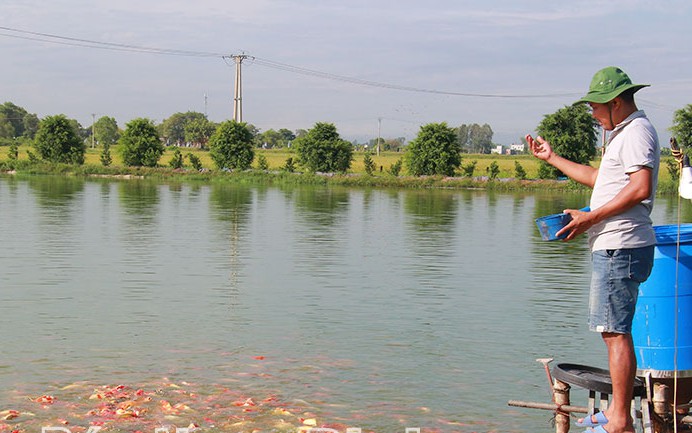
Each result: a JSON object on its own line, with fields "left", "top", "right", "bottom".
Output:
{"left": 1, "top": 144, "right": 680, "bottom": 183}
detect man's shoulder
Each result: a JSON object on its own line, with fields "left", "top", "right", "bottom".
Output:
{"left": 624, "top": 115, "right": 658, "bottom": 144}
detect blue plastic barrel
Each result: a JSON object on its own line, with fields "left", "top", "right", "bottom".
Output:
{"left": 633, "top": 224, "right": 692, "bottom": 378}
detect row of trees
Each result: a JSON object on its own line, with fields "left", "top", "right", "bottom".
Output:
{"left": 5, "top": 101, "right": 692, "bottom": 179}
{"left": 2, "top": 101, "right": 501, "bottom": 155}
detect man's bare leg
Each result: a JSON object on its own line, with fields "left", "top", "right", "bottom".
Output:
{"left": 599, "top": 332, "right": 636, "bottom": 433}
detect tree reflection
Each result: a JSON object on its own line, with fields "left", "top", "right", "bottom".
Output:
{"left": 118, "top": 180, "right": 160, "bottom": 220}
{"left": 292, "top": 186, "right": 350, "bottom": 228}
{"left": 402, "top": 189, "right": 458, "bottom": 231}
{"left": 209, "top": 184, "right": 254, "bottom": 306}
{"left": 400, "top": 190, "right": 459, "bottom": 297}
{"left": 27, "top": 176, "right": 85, "bottom": 211}
{"left": 209, "top": 183, "right": 253, "bottom": 225}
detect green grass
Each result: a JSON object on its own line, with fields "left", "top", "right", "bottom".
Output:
{"left": 0, "top": 144, "right": 681, "bottom": 194}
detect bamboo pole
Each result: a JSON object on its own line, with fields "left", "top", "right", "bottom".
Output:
{"left": 507, "top": 400, "right": 588, "bottom": 414}
{"left": 554, "top": 379, "right": 571, "bottom": 433}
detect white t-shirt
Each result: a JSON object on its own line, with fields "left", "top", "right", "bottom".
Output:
{"left": 588, "top": 111, "right": 659, "bottom": 251}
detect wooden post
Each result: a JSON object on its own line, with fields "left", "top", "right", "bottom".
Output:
{"left": 554, "top": 379, "right": 571, "bottom": 433}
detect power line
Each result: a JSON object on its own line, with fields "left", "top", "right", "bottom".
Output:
{"left": 0, "top": 25, "right": 580, "bottom": 99}
{"left": 0, "top": 26, "right": 222, "bottom": 57}
{"left": 250, "top": 57, "right": 579, "bottom": 99}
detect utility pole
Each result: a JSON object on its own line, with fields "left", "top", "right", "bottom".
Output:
{"left": 204, "top": 93, "right": 208, "bottom": 118}
{"left": 227, "top": 53, "right": 252, "bottom": 122}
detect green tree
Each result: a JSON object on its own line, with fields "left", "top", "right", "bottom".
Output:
{"left": 169, "top": 148, "right": 184, "bottom": 169}
{"left": 120, "top": 118, "right": 164, "bottom": 167}
{"left": 486, "top": 160, "right": 500, "bottom": 179}
{"left": 259, "top": 128, "right": 295, "bottom": 148}
{"left": 363, "top": 152, "right": 376, "bottom": 175}
{"left": 468, "top": 123, "right": 494, "bottom": 154}
{"left": 404, "top": 122, "right": 460, "bottom": 176}
{"left": 456, "top": 124, "right": 470, "bottom": 152}
{"left": 388, "top": 158, "right": 402, "bottom": 176}
{"left": 160, "top": 111, "right": 206, "bottom": 145}
{"left": 0, "top": 113, "right": 14, "bottom": 142}
{"left": 256, "top": 154, "right": 269, "bottom": 170}
{"left": 184, "top": 117, "right": 215, "bottom": 148}
{"left": 26, "top": 150, "right": 38, "bottom": 162}
{"left": 187, "top": 153, "right": 203, "bottom": 171}
{"left": 536, "top": 103, "right": 598, "bottom": 179}
{"left": 537, "top": 162, "right": 552, "bottom": 179}
{"left": 384, "top": 137, "right": 406, "bottom": 152}
{"left": 282, "top": 157, "right": 296, "bottom": 172}
{"left": 22, "top": 112, "right": 39, "bottom": 139}
{"left": 665, "top": 158, "right": 680, "bottom": 182}
{"left": 0, "top": 102, "right": 39, "bottom": 140}
{"left": 34, "top": 114, "right": 85, "bottom": 164}
{"left": 671, "top": 104, "right": 692, "bottom": 152}
{"left": 68, "top": 118, "right": 89, "bottom": 142}
{"left": 7, "top": 141, "right": 18, "bottom": 160}
{"left": 208, "top": 120, "right": 255, "bottom": 170}
{"left": 293, "top": 122, "right": 353, "bottom": 173}
{"left": 514, "top": 160, "right": 527, "bottom": 180}
{"left": 461, "top": 160, "right": 477, "bottom": 177}
{"left": 93, "top": 116, "right": 120, "bottom": 147}
{"left": 100, "top": 142, "right": 112, "bottom": 166}
{"left": 258, "top": 129, "right": 282, "bottom": 148}
{"left": 278, "top": 128, "right": 296, "bottom": 146}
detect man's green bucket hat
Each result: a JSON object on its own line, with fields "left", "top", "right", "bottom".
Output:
{"left": 576, "top": 66, "right": 649, "bottom": 104}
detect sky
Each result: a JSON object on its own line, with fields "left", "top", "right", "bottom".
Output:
{"left": 1, "top": 0, "right": 691, "bottom": 146}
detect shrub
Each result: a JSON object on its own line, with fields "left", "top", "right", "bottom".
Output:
{"left": 257, "top": 154, "right": 269, "bottom": 170}
{"left": 363, "top": 153, "right": 376, "bottom": 175}
{"left": 187, "top": 153, "right": 203, "bottom": 171}
{"left": 34, "top": 114, "right": 85, "bottom": 164}
{"left": 120, "top": 118, "right": 163, "bottom": 167}
{"left": 7, "top": 142, "right": 18, "bottom": 160}
{"left": 405, "top": 122, "right": 460, "bottom": 176}
{"left": 100, "top": 142, "right": 112, "bottom": 166}
{"left": 461, "top": 160, "right": 477, "bottom": 177}
{"left": 282, "top": 157, "right": 296, "bottom": 173}
{"left": 209, "top": 120, "right": 254, "bottom": 170}
{"left": 293, "top": 122, "right": 353, "bottom": 173}
{"left": 514, "top": 161, "right": 527, "bottom": 180}
{"left": 486, "top": 161, "right": 500, "bottom": 179}
{"left": 388, "top": 158, "right": 403, "bottom": 176}
{"left": 665, "top": 158, "right": 680, "bottom": 181}
{"left": 169, "top": 148, "right": 184, "bottom": 169}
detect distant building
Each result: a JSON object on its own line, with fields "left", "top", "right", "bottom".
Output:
{"left": 490, "top": 145, "right": 503, "bottom": 154}
{"left": 510, "top": 143, "right": 526, "bottom": 154}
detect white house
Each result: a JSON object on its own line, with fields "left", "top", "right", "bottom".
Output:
{"left": 510, "top": 143, "right": 525, "bottom": 153}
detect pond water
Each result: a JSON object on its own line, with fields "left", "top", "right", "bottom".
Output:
{"left": 0, "top": 176, "right": 690, "bottom": 433}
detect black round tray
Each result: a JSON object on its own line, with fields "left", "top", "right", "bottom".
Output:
{"left": 551, "top": 363, "right": 646, "bottom": 397}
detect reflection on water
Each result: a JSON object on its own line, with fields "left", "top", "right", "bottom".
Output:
{"left": 0, "top": 176, "right": 690, "bottom": 432}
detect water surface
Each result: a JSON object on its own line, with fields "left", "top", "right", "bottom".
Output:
{"left": 1, "top": 176, "right": 689, "bottom": 432}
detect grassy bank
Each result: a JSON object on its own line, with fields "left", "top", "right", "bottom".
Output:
{"left": 0, "top": 145, "right": 681, "bottom": 194}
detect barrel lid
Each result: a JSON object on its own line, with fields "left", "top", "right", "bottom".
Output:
{"left": 654, "top": 224, "right": 692, "bottom": 245}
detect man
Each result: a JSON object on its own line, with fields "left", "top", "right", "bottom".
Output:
{"left": 526, "top": 66, "right": 660, "bottom": 433}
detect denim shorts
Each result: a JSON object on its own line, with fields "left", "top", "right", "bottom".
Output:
{"left": 588, "top": 245, "right": 654, "bottom": 334}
